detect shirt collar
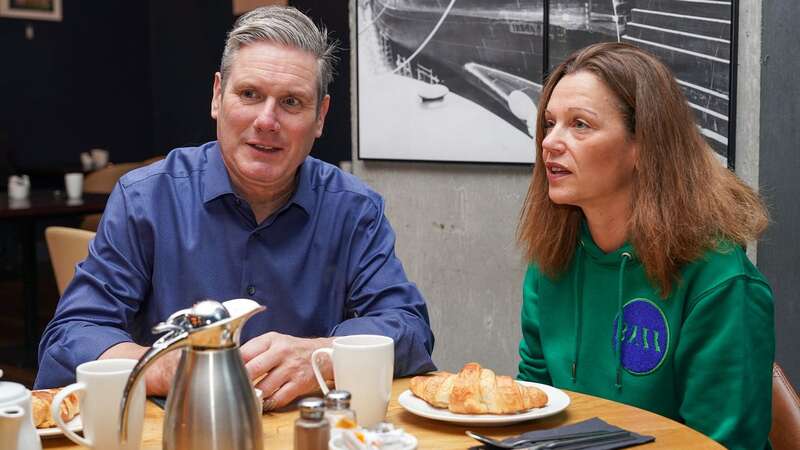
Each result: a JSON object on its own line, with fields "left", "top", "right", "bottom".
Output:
{"left": 202, "top": 142, "right": 315, "bottom": 216}
{"left": 202, "top": 142, "right": 237, "bottom": 204}
{"left": 287, "top": 156, "right": 315, "bottom": 216}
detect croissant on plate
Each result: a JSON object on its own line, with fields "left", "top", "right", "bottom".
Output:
{"left": 31, "top": 388, "right": 80, "bottom": 428}
{"left": 410, "top": 362, "right": 548, "bottom": 414}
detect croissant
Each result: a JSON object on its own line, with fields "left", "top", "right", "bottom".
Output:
{"left": 31, "top": 388, "right": 80, "bottom": 428}
{"left": 410, "top": 362, "right": 547, "bottom": 414}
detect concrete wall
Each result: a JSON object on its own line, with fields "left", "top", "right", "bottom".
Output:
{"left": 350, "top": 160, "right": 531, "bottom": 375}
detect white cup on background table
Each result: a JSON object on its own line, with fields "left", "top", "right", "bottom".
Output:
{"left": 90, "top": 148, "right": 109, "bottom": 169}
{"left": 64, "top": 172, "right": 84, "bottom": 200}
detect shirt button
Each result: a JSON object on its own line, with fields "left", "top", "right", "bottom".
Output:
{"left": 247, "top": 285, "right": 256, "bottom": 296}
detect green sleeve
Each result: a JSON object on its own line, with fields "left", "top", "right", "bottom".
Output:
{"left": 674, "top": 275, "right": 774, "bottom": 450}
{"left": 518, "top": 265, "right": 553, "bottom": 384}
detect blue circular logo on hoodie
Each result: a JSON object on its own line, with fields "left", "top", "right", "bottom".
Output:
{"left": 612, "top": 298, "right": 669, "bottom": 375}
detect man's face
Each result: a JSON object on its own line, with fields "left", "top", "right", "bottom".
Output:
{"left": 211, "top": 42, "right": 330, "bottom": 197}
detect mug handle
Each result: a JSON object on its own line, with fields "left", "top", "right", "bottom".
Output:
{"left": 52, "top": 382, "right": 91, "bottom": 447}
{"left": 310, "top": 347, "right": 333, "bottom": 395}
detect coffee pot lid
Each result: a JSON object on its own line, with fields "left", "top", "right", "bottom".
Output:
{"left": 151, "top": 299, "right": 264, "bottom": 349}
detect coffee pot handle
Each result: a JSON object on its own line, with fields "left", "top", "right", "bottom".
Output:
{"left": 118, "top": 330, "right": 189, "bottom": 443}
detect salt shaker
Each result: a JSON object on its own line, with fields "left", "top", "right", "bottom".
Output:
{"left": 325, "top": 390, "right": 357, "bottom": 431}
{"left": 294, "top": 397, "right": 330, "bottom": 450}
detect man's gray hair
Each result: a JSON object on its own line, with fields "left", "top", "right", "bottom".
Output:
{"left": 220, "top": 6, "right": 338, "bottom": 106}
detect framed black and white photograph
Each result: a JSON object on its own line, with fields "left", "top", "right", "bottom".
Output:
{"left": 355, "top": 0, "right": 735, "bottom": 165}
{"left": 0, "top": 0, "right": 62, "bottom": 22}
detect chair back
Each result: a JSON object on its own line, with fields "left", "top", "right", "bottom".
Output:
{"left": 84, "top": 162, "right": 143, "bottom": 194}
{"left": 142, "top": 155, "right": 165, "bottom": 165}
{"left": 770, "top": 363, "right": 800, "bottom": 450}
{"left": 45, "top": 226, "right": 96, "bottom": 296}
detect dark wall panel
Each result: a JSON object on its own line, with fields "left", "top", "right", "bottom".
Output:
{"left": 759, "top": 0, "right": 800, "bottom": 389}
{"left": 148, "top": 0, "right": 233, "bottom": 154}
{"left": 291, "top": 0, "right": 352, "bottom": 165}
{"left": 0, "top": 0, "right": 153, "bottom": 180}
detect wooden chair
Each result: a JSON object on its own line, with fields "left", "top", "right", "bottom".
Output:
{"left": 80, "top": 162, "right": 143, "bottom": 231}
{"left": 142, "top": 155, "right": 165, "bottom": 165}
{"left": 83, "top": 162, "right": 143, "bottom": 194}
{"left": 45, "top": 226, "right": 96, "bottom": 296}
{"left": 770, "top": 363, "right": 800, "bottom": 450}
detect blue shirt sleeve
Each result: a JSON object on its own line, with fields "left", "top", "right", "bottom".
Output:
{"left": 36, "top": 181, "right": 151, "bottom": 388}
{"left": 331, "top": 198, "right": 436, "bottom": 377}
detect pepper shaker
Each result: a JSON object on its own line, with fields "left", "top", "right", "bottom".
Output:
{"left": 294, "top": 397, "right": 330, "bottom": 450}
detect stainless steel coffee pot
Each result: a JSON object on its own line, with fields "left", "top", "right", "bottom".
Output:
{"left": 119, "top": 299, "right": 265, "bottom": 450}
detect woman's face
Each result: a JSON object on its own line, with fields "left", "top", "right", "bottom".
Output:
{"left": 541, "top": 71, "right": 637, "bottom": 215}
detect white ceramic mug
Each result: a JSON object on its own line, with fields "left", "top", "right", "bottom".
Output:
{"left": 52, "top": 359, "right": 145, "bottom": 450}
{"left": 311, "top": 335, "right": 394, "bottom": 428}
{"left": 90, "top": 149, "right": 109, "bottom": 169}
{"left": 7, "top": 175, "right": 30, "bottom": 200}
{"left": 80, "top": 152, "right": 93, "bottom": 172}
{"left": 64, "top": 173, "right": 84, "bottom": 200}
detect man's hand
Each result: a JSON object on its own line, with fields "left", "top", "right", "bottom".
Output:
{"left": 99, "top": 341, "right": 180, "bottom": 396}
{"left": 240, "top": 332, "right": 334, "bottom": 410}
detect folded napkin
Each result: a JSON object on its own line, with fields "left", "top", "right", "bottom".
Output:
{"left": 469, "top": 417, "right": 654, "bottom": 450}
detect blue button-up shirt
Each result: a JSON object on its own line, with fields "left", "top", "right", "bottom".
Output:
{"left": 36, "top": 142, "right": 436, "bottom": 388}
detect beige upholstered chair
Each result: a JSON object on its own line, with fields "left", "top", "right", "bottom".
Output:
{"left": 770, "top": 363, "right": 800, "bottom": 450}
{"left": 83, "top": 162, "right": 143, "bottom": 194}
{"left": 45, "top": 226, "right": 96, "bottom": 296}
{"left": 80, "top": 162, "right": 143, "bottom": 231}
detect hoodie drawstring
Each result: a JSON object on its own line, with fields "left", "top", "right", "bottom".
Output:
{"left": 615, "top": 252, "right": 632, "bottom": 390}
{"left": 571, "top": 243, "right": 584, "bottom": 383}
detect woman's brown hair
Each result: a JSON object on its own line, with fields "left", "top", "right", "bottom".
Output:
{"left": 517, "top": 42, "right": 768, "bottom": 297}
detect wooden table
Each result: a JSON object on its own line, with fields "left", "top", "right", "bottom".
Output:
{"left": 43, "top": 378, "right": 723, "bottom": 449}
{"left": 1, "top": 191, "right": 109, "bottom": 365}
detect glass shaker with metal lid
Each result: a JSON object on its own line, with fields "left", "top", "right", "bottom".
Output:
{"left": 324, "top": 390, "right": 357, "bottom": 431}
{"left": 294, "top": 397, "right": 330, "bottom": 450}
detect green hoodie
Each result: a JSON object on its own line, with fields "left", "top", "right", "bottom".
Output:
{"left": 518, "top": 224, "right": 774, "bottom": 450}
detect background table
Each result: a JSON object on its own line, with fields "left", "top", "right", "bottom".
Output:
{"left": 1, "top": 191, "right": 108, "bottom": 365}
{"left": 42, "top": 378, "right": 724, "bottom": 449}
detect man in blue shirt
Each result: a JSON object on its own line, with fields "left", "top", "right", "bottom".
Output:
{"left": 36, "top": 6, "right": 435, "bottom": 410}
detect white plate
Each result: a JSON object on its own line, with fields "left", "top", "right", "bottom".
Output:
{"left": 397, "top": 381, "right": 570, "bottom": 426}
{"left": 37, "top": 415, "right": 82, "bottom": 438}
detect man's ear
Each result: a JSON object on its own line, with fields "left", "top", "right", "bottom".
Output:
{"left": 211, "top": 72, "right": 222, "bottom": 120}
{"left": 314, "top": 95, "right": 331, "bottom": 138}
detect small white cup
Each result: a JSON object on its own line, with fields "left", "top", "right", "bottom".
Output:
{"left": 90, "top": 149, "right": 109, "bottom": 169}
{"left": 8, "top": 175, "right": 30, "bottom": 200}
{"left": 52, "top": 359, "right": 145, "bottom": 450}
{"left": 311, "top": 335, "right": 394, "bottom": 428}
{"left": 64, "top": 172, "right": 84, "bottom": 200}
{"left": 80, "top": 152, "right": 94, "bottom": 171}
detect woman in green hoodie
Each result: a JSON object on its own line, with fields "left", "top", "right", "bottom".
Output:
{"left": 517, "top": 42, "right": 773, "bottom": 450}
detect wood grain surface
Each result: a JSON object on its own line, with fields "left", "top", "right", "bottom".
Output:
{"left": 42, "top": 378, "right": 723, "bottom": 449}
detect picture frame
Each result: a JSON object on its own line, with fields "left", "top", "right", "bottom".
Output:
{"left": 355, "top": 0, "right": 735, "bottom": 166}
{"left": 0, "top": 0, "right": 62, "bottom": 22}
